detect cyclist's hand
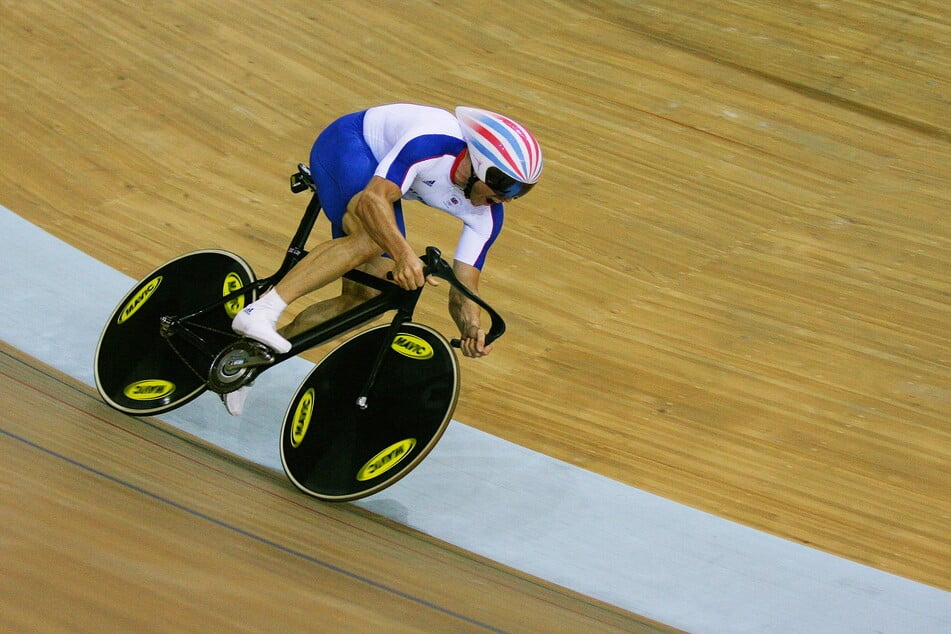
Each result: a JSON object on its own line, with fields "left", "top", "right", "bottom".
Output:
{"left": 459, "top": 326, "right": 493, "bottom": 358}
{"left": 391, "top": 255, "right": 427, "bottom": 290}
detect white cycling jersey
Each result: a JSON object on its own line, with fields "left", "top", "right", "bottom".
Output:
{"left": 362, "top": 104, "right": 503, "bottom": 269}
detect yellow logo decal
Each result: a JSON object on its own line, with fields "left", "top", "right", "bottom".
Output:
{"left": 123, "top": 379, "right": 175, "bottom": 401}
{"left": 391, "top": 334, "right": 433, "bottom": 360}
{"left": 356, "top": 438, "right": 417, "bottom": 481}
{"left": 289, "top": 388, "right": 314, "bottom": 448}
{"left": 117, "top": 276, "right": 162, "bottom": 324}
{"left": 222, "top": 272, "right": 245, "bottom": 318}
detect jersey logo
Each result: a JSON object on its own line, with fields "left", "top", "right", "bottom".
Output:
{"left": 423, "top": 179, "right": 436, "bottom": 186}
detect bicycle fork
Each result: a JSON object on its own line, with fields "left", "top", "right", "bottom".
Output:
{"left": 355, "top": 291, "right": 422, "bottom": 410}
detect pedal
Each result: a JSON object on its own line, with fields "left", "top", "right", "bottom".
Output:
{"left": 208, "top": 340, "right": 275, "bottom": 393}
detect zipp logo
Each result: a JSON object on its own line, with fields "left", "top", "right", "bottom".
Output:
{"left": 391, "top": 334, "right": 433, "bottom": 360}
{"left": 118, "top": 276, "right": 161, "bottom": 324}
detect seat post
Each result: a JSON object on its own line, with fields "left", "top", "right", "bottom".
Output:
{"left": 268, "top": 166, "right": 322, "bottom": 284}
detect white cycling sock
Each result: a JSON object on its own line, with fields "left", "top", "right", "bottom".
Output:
{"left": 255, "top": 289, "right": 288, "bottom": 314}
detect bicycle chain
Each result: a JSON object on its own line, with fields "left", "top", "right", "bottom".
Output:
{"left": 163, "top": 320, "right": 241, "bottom": 385}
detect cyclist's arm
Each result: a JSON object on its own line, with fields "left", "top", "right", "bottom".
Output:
{"left": 449, "top": 261, "right": 493, "bottom": 358}
{"left": 351, "top": 176, "right": 424, "bottom": 289}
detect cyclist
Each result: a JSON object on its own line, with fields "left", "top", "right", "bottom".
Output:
{"left": 226, "top": 103, "right": 543, "bottom": 415}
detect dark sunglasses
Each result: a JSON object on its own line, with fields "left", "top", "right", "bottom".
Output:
{"left": 484, "top": 166, "right": 535, "bottom": 199}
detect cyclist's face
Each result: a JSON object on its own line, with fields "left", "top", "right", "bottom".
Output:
{"left": 468, "top": 180, "right": 511, "bottom": 206}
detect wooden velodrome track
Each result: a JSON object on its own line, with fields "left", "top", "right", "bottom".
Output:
{"left": 1, "top": 0, "right": 948, "bottom": 630}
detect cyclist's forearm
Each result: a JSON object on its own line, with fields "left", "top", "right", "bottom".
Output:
{"left": 449, "top": 289, "right": 482, "bottom": 334}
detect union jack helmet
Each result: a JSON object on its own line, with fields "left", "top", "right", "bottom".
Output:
{"left": 456, "top": 106, "right": 543, "bottom": 199}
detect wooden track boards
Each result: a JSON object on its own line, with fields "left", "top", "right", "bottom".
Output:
{"left": 0, "top": 342, "right": 676, "bottom": 633}
{"left": 0, "top": 0, "right": 948, "bottom": 600}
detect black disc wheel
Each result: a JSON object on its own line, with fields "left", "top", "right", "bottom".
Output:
{"left": 94, "top": 250, "right": 256, "bottom": 415}
{"left": 281, "top": 323, "right": 459, "bottom": 502}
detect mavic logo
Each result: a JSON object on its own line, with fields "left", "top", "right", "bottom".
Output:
{"left": 123, "top": 379, "right": 175, "bottom": 401}
{"left": 391, "top": 334, "right": 433, "bottom": 360}
{"left": 222, "top": 272, "right": 245, "bottom": 318}
{"left": 117, "top": 276, "right": 161, "bottom": 324}
{"left": 356, "top": 438, "right": 416, "bottom": 481}
{"left": 289, "top": 388, "right": 314, "bottom": 448}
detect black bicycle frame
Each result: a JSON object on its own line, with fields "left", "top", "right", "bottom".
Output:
{"left": 162, "top": 165, "right": 505, "bottom": 384}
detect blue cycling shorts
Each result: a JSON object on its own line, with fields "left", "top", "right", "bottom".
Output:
{"left": 309, "top": 110, "right": 405, "bottom": 238}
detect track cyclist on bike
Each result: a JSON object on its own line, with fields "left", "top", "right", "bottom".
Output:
{"left": 226, "top": 103, "right": 543, "bottom": 415}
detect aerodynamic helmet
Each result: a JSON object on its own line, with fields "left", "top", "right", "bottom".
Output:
{"left": 455, "top": 106, "right": 543, "bottom": 199}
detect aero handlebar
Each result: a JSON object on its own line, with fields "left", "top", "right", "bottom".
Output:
{"left": 388, "top": 247, "right": 506, "bottom": 348}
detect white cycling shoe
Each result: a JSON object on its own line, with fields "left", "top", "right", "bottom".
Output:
{"left": 231, "top": 290, "right": 292, "bottom": 354}
{"left": 221, "top": 385, "right": 252, "bottom": 417}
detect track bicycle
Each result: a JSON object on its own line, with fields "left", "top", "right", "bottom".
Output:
{"left": 94, "top": 165, "right": 505, "bottom": 501}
